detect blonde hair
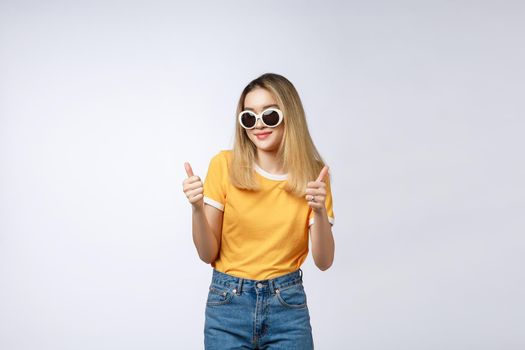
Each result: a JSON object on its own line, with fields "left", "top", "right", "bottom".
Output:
{"left": 229, "top": 72, "right": 330, "bottom": 198}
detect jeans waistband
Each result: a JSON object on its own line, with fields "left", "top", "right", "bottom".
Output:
{"left": 211, "top": 268, "right": 304, "bottom": 295}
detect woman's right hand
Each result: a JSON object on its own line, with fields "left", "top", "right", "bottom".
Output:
{"left": 183, "top": 162, "right": 204, "bottom": 209}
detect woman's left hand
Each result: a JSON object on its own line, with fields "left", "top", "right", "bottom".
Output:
{"left": 306, "top": 165, "right": 329, "bottom": 213}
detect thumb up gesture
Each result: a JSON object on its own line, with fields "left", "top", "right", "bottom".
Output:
{"left": 305, "top": 165, "right": 329, "bottom": 213}
{"left": 182, "top": 162, "right": 204, "bottom": 209}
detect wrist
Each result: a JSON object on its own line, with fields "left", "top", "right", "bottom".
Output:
{"left": 313, "top": 206, "right": 327, "bottom": 215}
{"left": 192, "top": 202, "right": 204, "bottom": 213}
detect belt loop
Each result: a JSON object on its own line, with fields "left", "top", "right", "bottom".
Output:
{"left": 299, "top": 268, "right": 303, "bottom": 278}
{"left": 270, "top": 278, "right": 277, "bottom": 295}
{"left": 237, "top": 277, "right": 243, "bottom": 295}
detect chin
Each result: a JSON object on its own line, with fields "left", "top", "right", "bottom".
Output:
{"left": 257, "top": 144, "right": 279, "bottom": 152}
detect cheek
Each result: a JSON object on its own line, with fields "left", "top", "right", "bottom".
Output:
{"left": 275, "top": 127, "right": 285, "bottom": 141}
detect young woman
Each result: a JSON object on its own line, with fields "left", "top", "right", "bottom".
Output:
{"left": 182, "top": 73, "right": 335, "bottom": 349}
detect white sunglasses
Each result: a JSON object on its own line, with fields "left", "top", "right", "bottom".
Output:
{"left": 238, "top": 108, "right": 284, "bottom": 129}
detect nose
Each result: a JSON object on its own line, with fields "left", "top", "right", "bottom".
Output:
{"left": 254, "top": 118, "right": 264, "bottom": 128}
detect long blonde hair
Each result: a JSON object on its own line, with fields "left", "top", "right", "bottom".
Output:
{"left": 229, "top": 73, "right": 329, "bottom": 197}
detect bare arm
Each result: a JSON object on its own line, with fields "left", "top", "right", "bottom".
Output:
{"left": 183, "top": 161, "right": 224, "bottom": 264}
{"left": 309, "top": 208, "right": 335, "bottom": 270}
{"left": 306, "top": 165, "right": 335, "bottom": 271}
{"left": 191, "top": 203, "right": 223, "bottom": 264}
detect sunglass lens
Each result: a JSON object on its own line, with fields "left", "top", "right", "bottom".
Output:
{"left": 240, "top": 112, "right": 256, "bottom": 128}
{"left": 262, "top": 110, "right": 280, "bottom": 126}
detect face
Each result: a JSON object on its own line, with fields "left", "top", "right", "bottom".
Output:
{"left": 242, "top": 87, "right": 285, "bottom": 153}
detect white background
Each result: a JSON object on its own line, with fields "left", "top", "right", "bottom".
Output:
{"left": 1, "top": 0, "right": 524, "bottom": 349}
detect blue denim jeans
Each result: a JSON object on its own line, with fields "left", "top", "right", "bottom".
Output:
{"left": 204, "top": 268, "right": 314, "bottom": 349}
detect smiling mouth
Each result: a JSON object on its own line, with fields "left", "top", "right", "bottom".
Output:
{"left": 255, "top": 132, "right": 272, "bottom": 139}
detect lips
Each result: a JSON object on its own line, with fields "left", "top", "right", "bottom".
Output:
{"left": 255, "top": 131, "right": 272, "bottom": 140}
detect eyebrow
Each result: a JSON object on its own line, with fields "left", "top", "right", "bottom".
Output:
{"left": 244, "top": 104, "right": 279, "bottom": 111}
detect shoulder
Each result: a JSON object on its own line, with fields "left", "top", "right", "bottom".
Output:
{"left": 210, "top": 149, "right": 233, "bottom": 168}
{"left": 215, "top": 149, "right": 233, "bottom": 163}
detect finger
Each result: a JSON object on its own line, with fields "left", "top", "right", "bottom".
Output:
{"left": 187, "top": 187, "right": 203, "bottom": 199}
{"left": 305, "top": 188, "right": 325, "bottom": 196}
{"left": 307, "top": 181, "right": 325, "bottom": 188}
{"left": 184, "top": 162, "right": 194, "bottom": 178}
{"left": 183, "top": 180, "right": 203, "bottom": 192}
{"left": 316, "top": 165, "right": 329, "bottom": 183}
{"left": 307, "top": 198, "right": 323, "bottom": 208}
{"left": 189, "top": 193, "right": 203, "bottom": 204}
{"left": 306, "top": 193, "right": 325, "bottom": 201}
{"left": 182, "top": 175, "right": 199, "bottom": 184}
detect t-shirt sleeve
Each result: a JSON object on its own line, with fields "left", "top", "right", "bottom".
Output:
{"left": 203, "top": 151, "right": 228, "bottom": 211}
{"left": 308, "top": 173, "right": 335, "bottom": 227}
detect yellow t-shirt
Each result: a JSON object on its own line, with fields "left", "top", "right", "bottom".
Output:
{"left": 202, "top": 149, "right": 335, "bottom": 280}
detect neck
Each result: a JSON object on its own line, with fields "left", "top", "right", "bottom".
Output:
{"left": 256, "top": 149, "right": 286, "bottom": 175}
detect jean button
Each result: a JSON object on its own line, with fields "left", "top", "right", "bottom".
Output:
{"left": 257, "top": 282, "right": 263, "bottom": 288}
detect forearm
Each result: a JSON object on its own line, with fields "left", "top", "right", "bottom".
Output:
{"left": 310, "top": 208, "right": 335, "bottom": 270}
{"left": 191, "top": 205, "right": 219, "bottom": 264}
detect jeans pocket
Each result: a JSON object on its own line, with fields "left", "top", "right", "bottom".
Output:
{"left": 206, "top": 284, "right": 234, "bottom": 307}
{"left": 275, "top": 282, "right": 307, "bottom": 309}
